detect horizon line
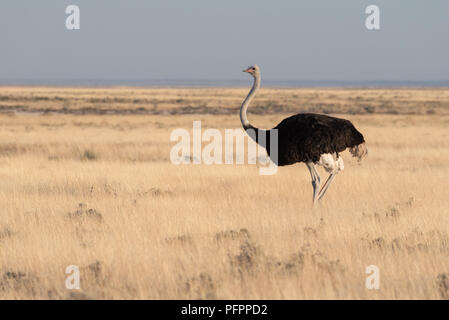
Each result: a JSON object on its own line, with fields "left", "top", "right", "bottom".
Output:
{"left": 1, "top": 78, "right": 449, "bottom": 88}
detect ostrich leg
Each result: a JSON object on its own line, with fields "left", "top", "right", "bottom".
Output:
{"left": 317, "top": 173, "right": 337, "bottom": 201}
{"left": 306, "top": 162, "right": 321, "bottom": 203}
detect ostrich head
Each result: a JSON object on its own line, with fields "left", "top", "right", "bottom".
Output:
{"left": 243, "top": 65, "right": 260, "bottom": 78}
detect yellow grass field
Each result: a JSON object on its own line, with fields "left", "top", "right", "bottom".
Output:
{"left": 0, "top": 86, "right": 448, "bottom": 299}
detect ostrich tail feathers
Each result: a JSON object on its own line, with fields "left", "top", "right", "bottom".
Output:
{"left": 349, "top": 142, "right": 368, "bottom": 161}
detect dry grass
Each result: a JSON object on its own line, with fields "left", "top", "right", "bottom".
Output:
{"left": 1, "top": 86, "right": 449, "bottom": 115}
{"left": 0, "top": 86, "right": 449, "bottom": 299}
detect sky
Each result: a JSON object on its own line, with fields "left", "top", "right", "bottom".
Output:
{"left": 0, "top": 0, "right": 448, "bottom": 84}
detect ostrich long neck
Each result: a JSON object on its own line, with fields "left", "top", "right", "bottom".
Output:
{"left": 240, "top": 74, "right": 261, "bottom": 131}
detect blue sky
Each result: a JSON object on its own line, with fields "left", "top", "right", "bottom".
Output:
{"left": 1, "top": 0, "right": 448, "bottom": 82}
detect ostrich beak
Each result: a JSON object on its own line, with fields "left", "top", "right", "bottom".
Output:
{"left": 243, "top": 68, "right": 251, "bottom": 73}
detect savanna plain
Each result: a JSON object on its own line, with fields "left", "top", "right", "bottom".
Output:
{"left": 0, "top": 86, "right": 448, "bottom": 299}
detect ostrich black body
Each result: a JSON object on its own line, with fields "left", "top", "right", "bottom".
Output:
{"left": 254, "top": 113, "right": 365, "bottom": 166}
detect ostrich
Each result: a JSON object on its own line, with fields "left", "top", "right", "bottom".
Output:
{"left": 240, "top": 65, "right": 367, "bottom": 203}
